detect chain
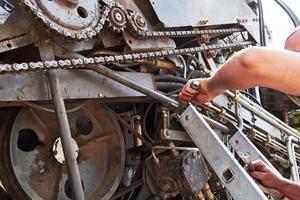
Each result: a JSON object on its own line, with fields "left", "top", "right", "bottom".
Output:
{"left": 22, "top": 1, "right": 244, "bottom": 40}
{"left": 0, "top": 41, "right": 254, "bottom": 74}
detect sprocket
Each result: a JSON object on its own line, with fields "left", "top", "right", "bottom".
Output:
{"left": 22, "top": 0, "right": 109, "bottom": 40}
{"left": 106, "top": 3, "right": 127, "bottom": 32}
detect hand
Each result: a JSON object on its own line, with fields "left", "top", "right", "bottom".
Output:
{"left": 245, "top": 160, "right": 285, "bottom": 190}
{"left": 179, "top": 78, "right": 217, "bottom": 104}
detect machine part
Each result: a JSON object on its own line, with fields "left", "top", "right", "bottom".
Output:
{"left": 147, "top": 0, "right": 260, "bottom": 42}
{"left": 0, "top": 40, "right": 253, "bottom": 72}
{"left": 40, "top": 39, "right": 84, "bottom": 200}
{"left": 0, "top": 102, "right": 125, "bottom": 199}
{"left": 52, "top": 137, "right": 79, "bottom": 165}
{"left": 131, "top": 12, "right": 147, "bottom": 31}
{"left": 0, "top": 0, "right": 14, "bottom": 24}
{"left": 182, "top": 151, "right": 210, "bottom": 196}
{"left": 21, "top": 0, "right": 106, "bottom": 40}
{"left": 137, "top": 59, "right": 176, "bottom": 71}
{"left": 0, "top": 34, "right": 34, "bottom": 54}
{"left": 134, "top": 115, "right": 143, "bottom": 146}
{"left": 180, "top": 105, "right": 268, "bottom": 200}
{"left": 228, "top": 125, "right": 278, "bottom": 172}
{"left": 202, "top": 183, "right": 214, "bottom": 200}
{"left": 145, "top": 150, "right": 210, "bottom": 199}
{"left": 0, "top": 70, "right": 155, "bottom": 102}
{"left": 107, "top": 5, "right": 127, "bottom": 32}
{"left": 287, "top": 136, "right": 300, "bottom": 183}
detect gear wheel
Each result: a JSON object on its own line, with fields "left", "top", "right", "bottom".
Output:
{"left": 107, "top": 5, "right": 127, "bottom": 32}
{"left": 22, "top": 0, "right": 108, "bottom": 40}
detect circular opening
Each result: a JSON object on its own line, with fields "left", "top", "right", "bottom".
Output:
{"left": 76, "top": 116, "right": 93, "bottom": 135}
{"left": 128, "top": 40, "right": 132, "bottom": 44}
{"left": 77, "top": 7, "right": 88, "bottom": 18}
{"left": 17, "top": 129, "right": 39, "bottom": 152}
{"left": 65, "top": 179, "right": 84, "bottom": 199}
{"left": 6, "top": 43, "right": 12, "bottom": 48}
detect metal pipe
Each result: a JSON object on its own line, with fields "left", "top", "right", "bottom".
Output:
{"left": 47, "top": 70, "right": 85, "bottom": 200}
{"left": 87, "top": 65, "right": 179, "bottom": 108}
{"left": 287, "top": 136, "right": 300, "bottom": 183}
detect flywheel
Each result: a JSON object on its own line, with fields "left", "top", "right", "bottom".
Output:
{"left": 0, "top": 102, "right": 125, "bottom": 200}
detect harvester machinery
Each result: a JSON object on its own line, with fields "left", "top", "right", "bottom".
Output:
{"left": 0, "top": 0, "right": 298, "bottom": 199}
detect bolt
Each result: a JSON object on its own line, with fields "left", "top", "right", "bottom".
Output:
{"left": 185, "top": 115, "right": 190, "bottom": 121}
{"left": 135, "top": 15, "right": 146, "bottom": 28}
{"left": 115, "top": 12, "right": 122, "bottom": 22}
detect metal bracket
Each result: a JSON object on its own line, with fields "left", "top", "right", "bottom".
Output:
{"left": 180, "top": 105, "right": 268, "bottom": 200}
{"left": 228, "top": 126, "right": 278, "bottom": 172}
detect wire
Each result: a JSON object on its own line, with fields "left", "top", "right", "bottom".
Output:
{"left": 142, "top": 102, "right": 155, "bottom": 143}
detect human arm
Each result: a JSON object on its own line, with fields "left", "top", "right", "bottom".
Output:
{"left": 245, "top": 160, "right": 300, "bottom": 200}
{"left": 179, "top": 46, "right": 300, "bottom": 104}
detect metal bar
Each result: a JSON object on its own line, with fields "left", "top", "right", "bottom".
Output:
{"left": 287, "top": 136, "right": 300, "bottom": 183}
{"left": 87, "top": 65, "right": 179, "bottom": 108}
{"left": 228, "top": 127, "right": 278, "bottom": 172}
{"left": 47, "top": 70, "right": 84, "bottom": 200}
{"left": 39, "top": 40, "right": 84, "bottom": 200}
{"left": 180, "top": 105, "right": 268, "bottom": 200}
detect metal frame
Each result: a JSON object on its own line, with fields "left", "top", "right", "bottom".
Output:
{"left": 180, "top": 105, "right": 268, "bottom": 200}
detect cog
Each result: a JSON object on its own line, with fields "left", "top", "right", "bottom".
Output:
{"left": 107, "top": 4, "right": 127, "bottom": 32}
{"left": 22, "top": 0, "right": 108, "bottom": 40}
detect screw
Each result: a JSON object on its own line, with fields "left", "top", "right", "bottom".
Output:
{"left": 235, "top": 139, "right": 239, "bottom": 144}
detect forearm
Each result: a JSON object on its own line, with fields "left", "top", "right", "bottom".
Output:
{"left": 205, "top": 47, "right": 300, "bottom": 96}
{"left": 275, "top": 178, "right": 300, "bottom": 200}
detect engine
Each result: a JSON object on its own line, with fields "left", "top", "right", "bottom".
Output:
{"left": 0, "top": 0, "right": 298, "bottom": 200}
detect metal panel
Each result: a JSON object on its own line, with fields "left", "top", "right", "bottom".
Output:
{"left": 0, "top": 70, "right": 155, "bottom": 101}
{"left": 149, "top": 0, "right": 260, "bottom": 42}
{"left": 180, "top": 105, "right": 268, "bottom": 200}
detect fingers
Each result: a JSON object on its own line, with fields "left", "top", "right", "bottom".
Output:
{"left": 250, "top": 171, "right": 266, "bottom": 181}
{"left": 179, "top": 80, "right": 200, "bottom": 103}
{"left": 251, "top": 160, "right": 267, "bottom": 171}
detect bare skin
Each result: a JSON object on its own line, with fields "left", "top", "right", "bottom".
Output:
{"left": 179, "top": 29, "right": 300, "bottom": 199}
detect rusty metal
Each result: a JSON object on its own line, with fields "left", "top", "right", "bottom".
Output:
{"left": 202, "top": 183, "right": 214, "bottom": 200}
{"left": 137, "top": 59, "right": 176, "bottom": 71}
{"left": 0, "top": 102, "right": 125, "bottom": 199}
{"left": 39, "top": 39, "right": 84, "bottom": 200}
{"left": 133, "top": 115, "right": 143, "bottom": 146}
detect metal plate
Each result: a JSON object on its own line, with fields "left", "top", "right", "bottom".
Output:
{"left": 148, "top": 0, "right": 260, "bottom": 42}
{"left": 0, "top": 71, "right": 155, "bottom": 101}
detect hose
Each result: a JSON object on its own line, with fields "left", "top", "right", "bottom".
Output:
{"left": 273, "top": 0, "right": 300, "bottom": 27}
{"left": 156, "top": 82, "right": 185, "bottom": 91}
{"left": 154, "top": 75, "right": 187, "bottom": 84}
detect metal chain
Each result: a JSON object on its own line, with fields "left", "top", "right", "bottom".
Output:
{"left": 113, "top": 2, "right": 245, "bottom": 39}
{"left": 0, "top": 41, "right": 254, "bottom": 74}
{"left": 22, "top": 0, "right": 244, "bottom": 40}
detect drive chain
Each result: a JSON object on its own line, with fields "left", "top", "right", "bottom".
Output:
{"left": 0, "top": 41, "right": 254, "bottom": 74}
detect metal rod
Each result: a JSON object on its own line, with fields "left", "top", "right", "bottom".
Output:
{"left": 287, "top": 136, "right": 300, "bottom": 183}
{"left": 48, "top": 70, "right": 85, "bottom": 200}
{"left": 87, "top": 65, "right": 179, "bottom": 108}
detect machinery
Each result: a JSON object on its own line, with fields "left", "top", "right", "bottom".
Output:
{"left": 0, "top": 0, "right": 298, "bottom": 199}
